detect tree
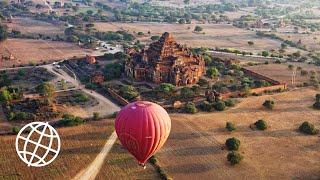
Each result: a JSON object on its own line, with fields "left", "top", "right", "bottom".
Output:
{"left": 213, "top": 101, "right": 226, "bottom": 111}
{"left": 93, "top": 112, "right": 100, "bottom": 120}
{"left": 313, "top": 94, "right": 320, "bottom": 109}
{"left": 119, "top": 85, "right": 139, "bottom": 101}
{"left": 151, "top": 35, "right": 160, "bottom": 41}
{"left": 288, "top": 64, "right": 294, "bottom": 70}
{"left": 157, "top": 83, "right": 175, "bottom": 97}
{"left": 262, "top": 51, "right": 269, "bottom": 57}
{"left": 207, "top": 67, "right": 219, "bottom": 78}
{"left": 178, "top": 18, "right": 186, "bottom": 24}
{"left": 87, "top": 10, "right": 94, "bottom": 15}
{"left": 248, "top": 41, "right": 254, "bottom": 46}
{"left": 185, "top": 102, "right": 197, "bottom": 114}
{"left": 103, "top": 63, "right": 122, "bottom": 80}
{"left": 199, "top": 101, "right": 214, "bottom": 112}
{"left": 58, "top": 114, "right": 84, "bottom": 127}
{"left": 225, "top": 137, "right": 240, "bottom": 151}
{"left": 36, "top": 82, "right": 55, "bottom": 104}
{"left": 194, "top": 26, "right": 203, "bottom": 32}
{"left": 0, "top": 24, "right": 8, "bottom": 42}
{"left": 226, "top": 122, "right": 236, "bottom": 132}
{"left": 254, "top": 119, "right": 267, "bottom": 130}
{"left": 299, "top": 121, "right": 319, "bottom": 135}
{"left": 180, "top": 87, "right": 194, "bottom": 99}
{"left": 263, "top": 100, "right": 275, "bottom": 110}
{"left": 0, "top": 88, "right": 12, "bottom": 104}
{"left": 227, "top": 151, "right": 243, "bottom": 165}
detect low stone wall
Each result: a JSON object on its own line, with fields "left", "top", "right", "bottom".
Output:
{"left": 250, "top": 84, "right": 287, "bottom": 94}
{"left": 242, "top": 68, "right": 282, "bottom": 85}
{"left": 106, "top": 88, "right": 129, "bottom": 106}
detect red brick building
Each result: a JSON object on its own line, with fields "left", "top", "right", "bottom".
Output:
{"left": 125, "top": 32, "right": 205, "bottom": 86}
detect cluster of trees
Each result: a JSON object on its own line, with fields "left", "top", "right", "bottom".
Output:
{"left": 119, "top": 85, "right": 139, "bottom": 101}
{"left": 256, "top": 31, "right": 307, "bottom": 51}
{"left": 57, "top": 114, "right": 85, "bottom": 127}
{"left": 103, "top": 62, "right": 123, "bottom": 81}
{"left": 225, "top": 137, "right": 243, "bottom": 165}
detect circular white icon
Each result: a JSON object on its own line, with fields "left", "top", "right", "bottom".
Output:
{"left": 15, "top": 122, "right": 61, "bottom": 167}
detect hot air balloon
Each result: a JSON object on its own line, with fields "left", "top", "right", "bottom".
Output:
{"left": 115, "top": 101, "right": 171, "bottom": 167}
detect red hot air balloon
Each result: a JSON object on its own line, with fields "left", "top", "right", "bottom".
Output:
{"left": 115, "top": 101, "right": 171, "bottom": 166}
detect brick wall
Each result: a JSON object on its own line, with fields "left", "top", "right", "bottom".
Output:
{"left": 106, "top": 88, "right": 129, "bottom": 106}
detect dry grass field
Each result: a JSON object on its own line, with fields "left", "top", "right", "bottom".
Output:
{"left": 245, "top": 63, "right": 320, "bottom": 87}
{"left": 275, "top": 32, "right": 320, "bottom": 52}
{"left": 94, "top": 22, "right": 284, "bottom": 53}
{"left": 96, "top": 140, "right": 160, "bottom": 179}
{"left": 0, "top": 119, "right": 158, "bottom": 179}
{"left": 0, "top": 39, "right": 92, "bottom": 68}
{"left": 157, "top": 87, "right": 320, "bottom": 180}
{"left": 7, "top": 17, "right": 65, "bottom": 36}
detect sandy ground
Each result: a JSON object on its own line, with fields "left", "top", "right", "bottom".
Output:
{"left": 0, "top": 120, "right": 114, "bottom": 179}
{"left": 44, "top": 65, "right": 120, "bottom": 118}
{"left": 245, "top": 63, "right": 320, "bottom": 87}
{"left": 94, "top": 22, "right": 287, "bottom": 53}
{"left": 0, "top": 39, "right": 92, "bottom": 68}
{"left": 157, "top": 87, "right": 320, "bottom": 180}
{"left": 7, "top": 17, "right": 65, "bottom": 36}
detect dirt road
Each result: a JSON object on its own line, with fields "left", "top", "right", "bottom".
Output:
{"left": 44, "top": 64, "right": 120, "bottom": 117}
{"left": 72, "top": 131, "right": 118, "bottom": 180}
{"left": 44, "top": 64, "right": 122, "bottom": 179}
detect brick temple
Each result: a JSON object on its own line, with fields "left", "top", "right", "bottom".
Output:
{"left": 125, "top": 32, "right": 205, "bottom": 86}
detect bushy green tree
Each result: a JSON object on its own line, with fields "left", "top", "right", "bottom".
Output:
{"left": 0, "top": 88, "right": 12, "bottom": 104}
{"left": 185, "top": 102, "right": 197, "bottom": 114}
{"left": 58, "top": 114, "right": 85, "bottom": 127}
{"left": 254, "top": 119, "right": 267, "bottom": 130}
{"left": 199, "top": 101, "right": 214, "bottom": 112}
{"left": 36, "top": 82, "right": 55, "bottom": 104}
{"left": 227, "top": 151, "right": 243, "bottom": 165}
{"left": 263, "top": 100, "right": 275, "bottom": 110}
{"left": 103, "top": 63, "right": 123, "bottom": 80}
{"left": 180, "top": 87, "right": 194, "bottom": 99}
{"left": 262, "top": 51, "right": 269, "bottom": 57}
{"left": 119, "top": 85, "right": 139, "bottom": 101}
{"left": 225, "top": 137, "right": 240, "bottom": 151}
{"left": 157, "top": 83, "right": 175, "bottom": 97}
{"left": 299, "top": 121, "right": 319, "bottom": 135}
{"left": 213, "top": 101, "right": 226, "bottom": 111}
{"left": 313, "top": 94, "right": 320, "bottom": 109}
{"left": 226, "top": 122, "right": 236, "bottom": 132}
{"left": 207, "top": 67, "right": 219, "bottom": 78}
{"left": 194, "top": 26, "right": 203, "bottom": 32}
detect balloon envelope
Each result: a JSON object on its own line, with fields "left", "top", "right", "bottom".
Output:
{"left": 115, "top": 101, "right": 171, "bottom": 165}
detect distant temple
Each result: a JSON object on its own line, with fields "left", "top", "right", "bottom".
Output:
{"left": 125, "top": 32, "right": 205, "bottom": 86}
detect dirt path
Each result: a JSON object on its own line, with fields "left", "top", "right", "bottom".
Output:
{"left": 44, "top": 65, "right": 120, "bottom": 117}
{"left": 72, "top": 131, "right": 118, "bottom": 180}
{"left": 45, "top": 65, "right": 122, "bottom": 179}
